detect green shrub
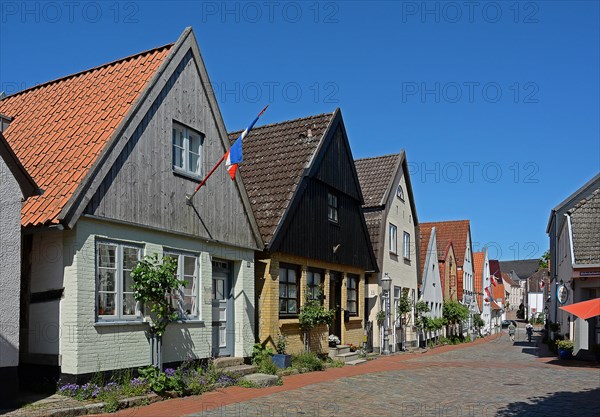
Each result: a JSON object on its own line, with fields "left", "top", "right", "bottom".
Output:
{"left": 292, "top": 352, "right": 324, "bottom": 372}
{"left": 557, "top": 340, "right": 574, "bottom": 352}
{"left": 257, "top": 357, "right": 279, "bottom": 375}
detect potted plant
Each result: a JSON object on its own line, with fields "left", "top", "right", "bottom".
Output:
{"left": 272, "top": 332, "right": 292, "bottom": 369}
{"left": 557, "top": 339, "right": 574, "bottom": 359}
{"left": 328, "top": 334, "right": 340, "bottom": 348}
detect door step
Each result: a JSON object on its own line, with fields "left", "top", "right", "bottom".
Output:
{"left": 221, "top": 364, "right": 257, "bottom": 377}
{"left": 345, "top": 359, "right": 367, "bottom": 366}
{"left": 213, "top": 357, "right": 244, "bottom": 369}
{"left": 335, "top": 352, "right": 360, "bottom": 363}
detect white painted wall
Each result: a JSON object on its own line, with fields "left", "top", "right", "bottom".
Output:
{"left": 368, "top": 169, "right": 418, "bottom": 350}
{"left": 28, "top": 231, "right": 64, "bottom": 356}
{"left": 420, "top": 228, "right": 443, "bottom": 341}
{"left": 0, "top": 157, "right": 23, "bottom": 369}
{"left": 53, "top": 217, "right": 255, "bottom": 375}
{"left": 481, "top": 250, "right": 492, "bottom": 331}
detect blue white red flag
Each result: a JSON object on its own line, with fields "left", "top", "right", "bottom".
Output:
{"left": 225, "top": 105, "right": 269, "bottom": 180}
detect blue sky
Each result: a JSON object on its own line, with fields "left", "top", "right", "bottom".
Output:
{"left": 1, "top": 1, "right": 598, "bottom": 260}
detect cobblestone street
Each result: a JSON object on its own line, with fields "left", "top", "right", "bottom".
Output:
{"left": 189, "top": 332, "right": 599, "bottom": 417}
{"left": 94, "top": 331, "right": 599, "bottom": 417}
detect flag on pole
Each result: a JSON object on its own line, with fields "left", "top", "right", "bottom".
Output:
{"left": 490, "top": 275, "right": 497, "bottom": 286}
{"left": 484, "top": 286, "right": 493, "bottom": 303}
{"left": 225, "top": 105, "right": 269, "bottom": 180}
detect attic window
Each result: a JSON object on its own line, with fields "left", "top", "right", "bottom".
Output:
{"left": 396, "top": 185, "right": 405, "bottom": 201}
{"left": 172, "top": 122, "right": 204, "bottom": 178}
{"left": 0, "top": 114, "right": 12, "bottom": 133}
{"left": 328, "top": 192, "right": 338, "bottom": 223}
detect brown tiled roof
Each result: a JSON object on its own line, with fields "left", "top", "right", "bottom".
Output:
{"left": 493, "top": 281, "right": 505, "bottom": 303}
{"left": 473, "top": 251, "right": 485, "bottom": 309}
{"left": 228, "top": 113, "right": 334, "bottom": 245}
{"left": 568, "top": 188, "right": 600, "bottom": 265}
{"left": 489, "top": 259, "right": 502, "bottom": 280}
{"left": 501, "top": 271, "right": 519, "bottom": 287}
{"left": 0, "top": 44, "right": 172, "bottom": 227}
{"left": 364, "top": 210, "right": 383, "bottom": 263}
{"left": 527, "top": 268, "right": 550, "bottom": 292}
{"left": 419, "top": 220, "right": 470, "bottom": 266}
{"left": 354, "top": 154, "right": 399, "bottom": 208}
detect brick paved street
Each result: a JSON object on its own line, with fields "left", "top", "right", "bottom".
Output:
{"left": 97, "top": 332, "right": 600, "bottom": 417}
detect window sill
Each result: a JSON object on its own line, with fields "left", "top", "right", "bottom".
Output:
{"left": 173, "top": 168, "right": 203, "bottom": 182}
{"left": 171, "top": 319, "right": 205, "bottom": 325}
{"left": 94, "top": 320, "right": 147, "bottom": 327}
{"left": 347, "top": 316, "right": 362, "bottom": 323}
{"left": 279, "top": 318, "right": 300, "bottom": 325}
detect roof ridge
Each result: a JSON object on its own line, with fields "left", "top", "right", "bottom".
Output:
{"left": 228, "top": 111, "right": 334, "bottom": 135}
{"left": 569, "top": 187, "right": 600, "bottom": 214}
{"left": 1, "top": 43, "right": 174, "bottom": 100}
{"left": 420, "top": 219, "right": 470, "bottom": 225}
{"left": 355, "top": 153, "right": 400, "bottom": 162}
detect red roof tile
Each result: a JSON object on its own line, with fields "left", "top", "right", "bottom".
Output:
{"left": 0, "top": 44, "right": 172, "bottom": 227}
{"left": 473, "top": 251, "right": 485, "bottom": 309}
{"left": 419, "top": 220, "right": 470, "bottom": 266}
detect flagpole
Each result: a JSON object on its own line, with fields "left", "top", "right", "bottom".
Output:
{"left": 186, "top": 105, "right": 269, "bottom": 204}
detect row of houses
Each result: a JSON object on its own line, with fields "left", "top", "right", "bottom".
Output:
{"left": 0, "top": 28, "right": 511, "bottom": 403}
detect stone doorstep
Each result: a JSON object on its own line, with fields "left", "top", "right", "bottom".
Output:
{"left": 345, "top": 359, "right": 367, "bottom": 366}
{"left": 23, "top": 393, "right": 161, "bottom": 417}
{"left": 213, "top": 357, "right": 244, "bottom": 369}
{"left": 240, "top": 373, "right": 280, "bottom": 388}
{"left": 220, "top": 364, "right": 257, "bottom": 377}
{"left": 335, "top": 352, "right": 360, "bottom": 363}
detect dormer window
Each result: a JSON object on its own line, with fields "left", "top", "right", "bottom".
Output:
{"left": 396, "top": 184, "right": 405, "bottom": 201}
{"left": 172, "top": 122, "right": 204, "bottom": 178}
{"left": 0, "top": 114, "right": 12, "bottom": 133}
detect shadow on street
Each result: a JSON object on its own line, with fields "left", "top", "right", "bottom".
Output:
{"left": 496, "top": 387, "right": 600, "bottom": 417}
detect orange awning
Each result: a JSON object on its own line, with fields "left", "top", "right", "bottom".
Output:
{"left": 559, "top": 298, "right": 600, "bottom": 320}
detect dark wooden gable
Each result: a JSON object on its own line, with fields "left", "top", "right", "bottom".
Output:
{"left": 270, "top": 112, "right": 378, "bottom": 271}
{"left": 310, "top": 113, "right": 363, "bottom": 202}
{"left": 85, "top": 32, "right": 261, "bottom": 250}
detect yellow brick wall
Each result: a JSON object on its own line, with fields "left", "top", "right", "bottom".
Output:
{"left": 256, "top": 253, "right": 366, "bottom": 354}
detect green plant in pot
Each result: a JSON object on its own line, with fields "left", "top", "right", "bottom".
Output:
{"left": 556, "top": 339, "right": 574, "bottom": 359}
{"left": 272, "top": 332, "right": 292, "bottom": 369}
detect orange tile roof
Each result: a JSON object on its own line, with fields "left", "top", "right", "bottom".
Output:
{"left": 473, "top": 251, "right": 485, "bottom": 309}
{"left": 0, "top": 44, "right": 172, "bottom": 227}
{"left": 419, "top": 220, "right": 470, "bottom": 266}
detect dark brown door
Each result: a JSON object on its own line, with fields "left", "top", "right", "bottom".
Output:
{"left": 329, "top": 271, "right": 342, "bottom": 339}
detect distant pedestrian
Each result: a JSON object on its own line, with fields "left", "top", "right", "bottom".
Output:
{"left": 508, "top": 323, "right": 516, "bottom": 341}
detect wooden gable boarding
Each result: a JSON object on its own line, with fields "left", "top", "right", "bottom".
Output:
{"left": 270, "top": 110, "right": 377, "bottom": 271}
{"left": 81, "top": 28, "right": 262, "bottom": 250}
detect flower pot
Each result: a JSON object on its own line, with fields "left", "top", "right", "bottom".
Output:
{"left": 272, "top": 353, "right": 292, "bottom": 369}
{"left": 558, "top": 349, "right": 573, "bottom": 360}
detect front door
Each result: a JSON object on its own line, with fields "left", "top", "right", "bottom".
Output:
{"left": 212, "top": 259, "right": 233, "bottom": 357}
{"left": 329, "top": 271, "right": 342, "bottom": 340}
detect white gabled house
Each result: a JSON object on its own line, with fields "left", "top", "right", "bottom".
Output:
{"left": 418, "top": 226, "right": 444, "bottom": 345}
{"left": 0, "top": 28, "right": 263, "bottom": 383}
{"left": 355, "top": 152, "right": 420, "bottom": 352}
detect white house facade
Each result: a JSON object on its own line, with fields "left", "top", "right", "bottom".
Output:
{"left": 419, "top": 227, "right": 444, "bottom": 344}
{"left": 356, "top": 152, "right": 419, "bottom": 352}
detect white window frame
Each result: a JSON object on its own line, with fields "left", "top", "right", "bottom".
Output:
{"left": 396, "top": 184, "right": 405, "bottom": 201}
{"left": 96, "top": 241, "right": 142, "bottom": 321}
{"left": 403, "top": 231, "right": 411, "bottom": 260}
{"left": 389, "top": 223, "right": 398, "bottom": 254}
{"left": 164, "top": 251, "right": 200, "bottom": 320}
{"left": 172, "top": 122, "right": 204, "bottom": 178}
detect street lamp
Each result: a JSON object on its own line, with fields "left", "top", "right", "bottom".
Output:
{"left": 381, "top": 273, "right": 392, "bottom": 355}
